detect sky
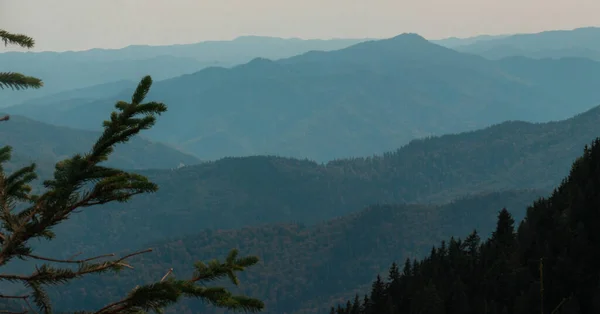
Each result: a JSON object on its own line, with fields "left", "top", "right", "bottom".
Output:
{"left": 1, "top": 0, "right": 599, "bottom": 52}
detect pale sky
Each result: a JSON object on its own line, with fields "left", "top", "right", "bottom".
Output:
{"left": 1, "top": 0, "right": 599, "bottom": 52}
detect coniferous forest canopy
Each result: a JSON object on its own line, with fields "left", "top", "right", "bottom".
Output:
{"left": 3, "top": 5, "right": 600, "bottom": 314}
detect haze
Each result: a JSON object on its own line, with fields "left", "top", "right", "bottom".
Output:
{"left": 1, "top": 0, "right": 599, "bottom": 52}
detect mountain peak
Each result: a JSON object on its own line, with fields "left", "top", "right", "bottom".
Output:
{"left": 388, "top": 32, "right": 428, "bottom": 42}
{"left": 350, "top": 32, "right": 439, "bottom": 53}
{"left": 322, "top": 32, "right": 458, "bottom": 62}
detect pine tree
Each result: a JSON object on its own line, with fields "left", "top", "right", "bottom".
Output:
{"left": 0, "top": 29, "right": 264, "bottom": 313}
{"left": 369, "top": 275, "right": 387, "bottom": 314}
{"left": 491, "top": 209, "right": 517, "bottom": 251}
{"left": 361, "top": 294, "right": 370, "bottom": 313}
{"left": 387, "top": 262, "right": 400, "bottom": 284}
{"left": 350, "top": 295, "right": 361, "bottom": 314}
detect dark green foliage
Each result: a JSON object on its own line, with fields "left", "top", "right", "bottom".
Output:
{"left": 0, "top": 72, "right": 43, "bottom": 90}
{"left": 334, "top": 137, "right": 600, "bottom": 314}
{"left": 0, "top": 29, "right": 43, "bottom": 91}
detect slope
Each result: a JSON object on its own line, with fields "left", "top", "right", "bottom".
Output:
{"left": 49, "top": 190, "right": 544, "bottom": 313}
{"left": 13, "top": 33, "right": 600, "bottom": 162}
{"left": 38, "top": 103, "right": 600, "bottom": 260}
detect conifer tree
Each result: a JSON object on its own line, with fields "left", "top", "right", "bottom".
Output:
{"left": 0, "top": 29, "right": 264, "bottom": 313}
{"left": 350, "top": 295, "right": 361, "bottom": 314}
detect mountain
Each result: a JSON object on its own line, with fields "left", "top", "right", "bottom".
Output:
{"left": 33, "top": 103, "right": 600, "bottom": 261}
{"left": 0, "top": 37, "right": 367, "bottom": 106}
{"left": 48, "top": 189, "right": 543, "bottom": 313}
{"left": 454, "top": 26, "right": 600, "bottom": 61}
{"left": 0, "top": 114, "right": 200, "bottom": 174}
{"left": 9, "top": 33, "right": 600, "bottom": 162}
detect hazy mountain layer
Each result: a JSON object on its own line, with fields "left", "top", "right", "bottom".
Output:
{"left": 9, "top": 33, "right": 600, "bottom": 162}
{"left": 0, "top": 37, "right": 367, "bottom": 106}
{"left": 454, "top": 26, "right": 600, "bottom": 60}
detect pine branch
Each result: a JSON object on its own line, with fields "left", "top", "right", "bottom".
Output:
{"left": 92, "top": 249, "right": 264, "bottom": 314}
{"left": 0, "top": 293, "right": 37, "bottom": 314}
{"left": 0, "top": 72, "right": 43, "bottom": 90}
{"left": 0, "top": 76, "right": 164, "bottom": 266}
{"left": 0, "top": 30, "right": 35, "bottom": 48}
{"left": 0, "top": 248, "right": 153, "bottom": 283}
{"left": 0, "top": 75, "right": 264, "bottom": 313}
{"left": 24, "top": 252, "right": 116, "bottom": 264}
{"left": 0, "top": 294, "right": 28, "bottom": 299}
{"left": 160, "top": 268, "right": 174, "bottom": 282}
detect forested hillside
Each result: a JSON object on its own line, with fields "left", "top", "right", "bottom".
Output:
{"left": 36, "top": 103, "right": 600, "bottom": 258}
{"left": 332, "top": 138, "right": 600, "bottom": 314}
{"left": 45, "top": 190, "right": 542, "bottom": 313}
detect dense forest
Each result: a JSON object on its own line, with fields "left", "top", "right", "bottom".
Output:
{"left": 331, "top": 137, "right": 600, "bottom": 314}
{"left": 39, "top": 190, "right": 539, "bottom": 313}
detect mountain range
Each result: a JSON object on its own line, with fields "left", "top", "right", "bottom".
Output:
{"left": 454, "top": 26, "right": 600, "bottom": 61}
{"left": 7, "top": 32, "right": 600, "bottom": 162}
{"left": 0, "top": 37, "right": 366, "bottom": 106}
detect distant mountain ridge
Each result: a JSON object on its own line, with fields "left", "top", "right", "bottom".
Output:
{"left": 0, "top": 37, "right": 368, "bottom": 106}
{"left": 431, "top": 34, "right": 511, "bottom": 48}
{"left": 50, "top": 36, "right": 370, "bottom": 62}
{"left": 9, "top": 33, "right": 600, "bottom": 162}
{"left": 454, "top": 26, "right": 600, "bottom": 60}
